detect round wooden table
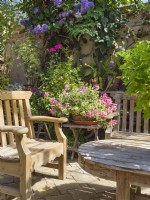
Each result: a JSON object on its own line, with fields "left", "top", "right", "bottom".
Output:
{"left": 78, "top": 139, "right": 150, "bottom": 200}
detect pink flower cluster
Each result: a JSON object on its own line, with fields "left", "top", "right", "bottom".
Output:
{"left": 49, "top": 98, "right": 63, "bottom": 115}
{"left": 79, "top": 86, "right": 88, "bottom": 94}
{"left": 49, "top": 98, "right": 58, "bottom": 104}
{"left": 44, "top": 92, "right": 49, "bottom": 97}
{"left": 100, "top": 93, "right": 117, "bottom": 112}
{"left": 49, "top": 44, "right": 62, "bottom": 53}
{"left": 85, "top": 93, "right": 117, "bottom": 126}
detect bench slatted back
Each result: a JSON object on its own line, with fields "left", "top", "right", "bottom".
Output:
{"left": 0, "top": 91, "right": 33, "bottom": 146}
{"left": 112, "top": 93, "right": 150, "bottom": 133}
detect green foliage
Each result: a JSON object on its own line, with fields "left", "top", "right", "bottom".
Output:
{"left": 67, "top": 0, "right": 145, "bottom": 54}
{"left": 0, "top": 1, "right": 19, "bottom": 57}
{"left": 0, "top": 73, "right": 10, "bottom": 90}
{"left": 17, "top": 0, "right": 145, "bottom": 57}
{"left": 118, "top": 40, "right": 150, "bottom": 119}
{"left": 15, "top": 36, "right": 41, "bottom": 85}
{"left": 40, "top": 56, "right": 83, "bottom": 97}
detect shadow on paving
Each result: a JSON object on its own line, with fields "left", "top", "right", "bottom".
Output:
{"left": 1, "top": 171, "right": 150, "bottom": 200}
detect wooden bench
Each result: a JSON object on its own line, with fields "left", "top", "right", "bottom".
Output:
{"left": 0, "top": 91, "right": 68, "bottom": 200}
{"left": 105, "top": 92, "right": 150, "bottom": 139}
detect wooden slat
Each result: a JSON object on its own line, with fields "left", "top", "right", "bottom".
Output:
{"left": 129, "top": 98, "right": 135, "bottom": 132}
{"left": 0, "top": 101, "right": 4, "bottom": 125}
{"left": 23, "top": 99, "right": 35, "bottom": 138}
{"left": 114, "top": 94, "right": 121, "bottom": 131}
{"left": 18, "top": 100, "right": 25, "bottom": 126}
{"left": 0, "top": 184, "right": 20, "bottom": 197}
{"left": 0, "top": 161, "right": 20, "bottom": 176}
{"left": 122, "top": 97, "right": 127, "bottom": 132}
{"left": 4, "top": 100, "right": 12, "bottom": 125}
{"left": 4, "top": 100, "right": 14, "bottom": 144}
{"left": 136, "top": 111, "right": 142, "bottom": 133}
{"left": 0, "top": 91, "right": 32, "bottom": 100}
{"left": 12, "top": 100, "right": 19, "bottom": 126}
{"left": 0, "top": 101, "right": 6, "bottom": 146}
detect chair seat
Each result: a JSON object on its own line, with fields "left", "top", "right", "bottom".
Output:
{"left": 0, "top": 138, "right": 63, "bottom": 166}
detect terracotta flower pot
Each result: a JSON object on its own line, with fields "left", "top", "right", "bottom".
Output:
{"left": 72, "top": 115, "right": 98, "bottom": 125}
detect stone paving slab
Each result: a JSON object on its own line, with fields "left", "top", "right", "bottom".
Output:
{"left": 0, "top": 160, "right": 149, "bottom": 200}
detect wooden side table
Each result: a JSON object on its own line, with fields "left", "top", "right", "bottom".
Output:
{"left": 62, "top": 123, "right": 102, "bottom": 160}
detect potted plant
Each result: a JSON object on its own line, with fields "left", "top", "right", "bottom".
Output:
{"left": 48, "top": 84, "right": 118, "bottom": 128}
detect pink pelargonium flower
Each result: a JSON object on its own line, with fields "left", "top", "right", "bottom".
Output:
{"left": 93, "top": 84, "right": 100, "bottom": 90}
{"left": 50, "top": 108, "right": 55, "bottom": 114}
{"left": 64, "top": 85, "right": 70, "bottom": 91}
{"left": 92, "top": 109, "right": 99, "bottom": 116}
{"left": 79, "top": 86, "right": 88, "bottom": 92}
{"left": 100, "top": 111, "right": 107, "bottom": 118}
{"left": 109, "top": 119, "right": 117, "bottom": 126}
{"left": 54, "top": 44, "right": 62, "bottom": 50}
{"left": 50, "top": 98, "right": 58, "bottom": 104}
{"left": 49, "top": 48, "right": 56, "bottom": 53}
{"left": 44, "top": 92, "right": 49, "bottom": 97}
{"left": 86, "top": 112, "right": 92, "bottom": 118}
{"left": 58, "top": 104, "right": 63, "bottom": 109}
{"left": 111, "top": 104, "right": 117, "bottom": 111}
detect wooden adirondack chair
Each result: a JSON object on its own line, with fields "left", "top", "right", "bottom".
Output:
{"left": 0, "top": 91, "right": 68, "bottom": 200}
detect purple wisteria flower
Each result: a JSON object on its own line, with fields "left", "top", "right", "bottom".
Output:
{"left": 32, "top": 25, "right": 41, "bottom": 34}
{"left": 58, "top": 10, "right": 72, "bottom": 18}
{"left": 81, "top": 0, "right": 94, "bottom": 14}
{"left": 32, "top": 24, "right": 48, "bottom": 34}
{"left": 19, "top": 19, "right": 26, "bottom": 26}
{"left": 53, "top": 0, "right": 63, "bottom": 6}
{"left": 33, "top": 7, "right": 39, "bottom": 14}
{"left": 74, "top": 2, "right": 81, "bottom": 8}
{"left": 41, "top": 24, "right": 48, "bottom": 32}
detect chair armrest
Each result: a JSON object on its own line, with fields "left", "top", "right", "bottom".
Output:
{"left": 0, "top": 126, "right": 28, "bottom": 135}
{"left": 0, "top": 126, "right": 30, "bottom": 158}
{"left": 29, "top": 116, "right": 68, "bottom": 123}
{"left": 28, "top": 116, "right": 68, "bottom": 143}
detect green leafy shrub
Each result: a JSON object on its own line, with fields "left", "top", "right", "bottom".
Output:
{"left": 40, "top": 56, "right": 83, "bottom": 98}
{"left": 0, "top": 73, "right": 9, "bottom": 90}
{"left": 118, "top": 40, "right": 150, "bottom": 119}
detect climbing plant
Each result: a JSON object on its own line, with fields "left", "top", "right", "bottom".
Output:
{"left": 17, "top": 0, "right": 145, "bottom": 58}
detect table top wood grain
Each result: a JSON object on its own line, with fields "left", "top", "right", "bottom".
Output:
{"left": 78, "top": 139, "right": 150, "bottom": 175}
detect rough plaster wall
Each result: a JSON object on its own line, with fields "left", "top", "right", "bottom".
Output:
{"left": 6, "top": 44, "right": 26, "bottom": 84}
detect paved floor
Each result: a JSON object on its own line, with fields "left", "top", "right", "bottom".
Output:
{"left": 0, "top": 158, "right": 150, "bottom": 200}
{"left": 0, "top": 158, "right": 117, "bottom": 200}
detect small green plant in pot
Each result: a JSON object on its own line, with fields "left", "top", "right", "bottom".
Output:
{"left": 118, "top": 40, "right": 150, "bottom": 119}
{"left": 48, "top": 84, "right": 118, "bottom": 128}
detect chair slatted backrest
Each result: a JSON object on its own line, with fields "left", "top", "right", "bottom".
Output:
{"left": 0, "top": 91, "right": 33, "bottom": 146}
{"left": 112, "top": 92, "right": 150, "bottom": 133}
